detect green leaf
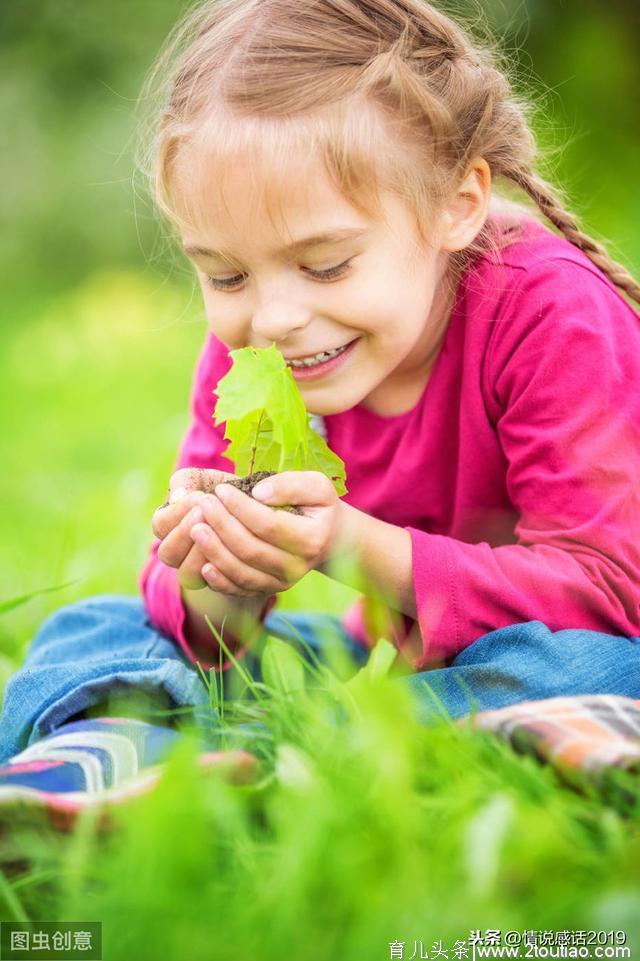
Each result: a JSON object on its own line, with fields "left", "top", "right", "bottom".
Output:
{"left": 213, "top": 344, "right": 347, "bottom": 494}
{"left": 261, "top": 636, "right": 306, "bottom": 695}
{"left": 213, "top": 345, "right": 285, "bottom": 421}
{"left": 223, "top": 410, "right": 275, "bottom": 476}
{"left": 362, "top": 636, "right": 398, "bottom": 681}
{"left": 344, "top": 637, "right": 398, "bottom": 701}
{"left": 305, "top": 419, "right": 348, "bottom": 496}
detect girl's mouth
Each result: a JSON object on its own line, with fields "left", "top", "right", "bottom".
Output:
{"left": 285, "top": 338, "right": 359, "bottom": 380}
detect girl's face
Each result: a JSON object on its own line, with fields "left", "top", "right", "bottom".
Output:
{"left": 179, "top": 147, "right": 456, "bottom": 417}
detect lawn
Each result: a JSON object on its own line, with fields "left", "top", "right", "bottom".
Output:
{"left": 0, "top": 272, "right": 638, "bottom": 958}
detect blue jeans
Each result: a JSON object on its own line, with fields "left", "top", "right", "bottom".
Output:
{"left": 1, "top": 594, "right": 639, "bottom": 763}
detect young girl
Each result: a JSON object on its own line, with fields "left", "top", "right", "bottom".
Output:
{"left": 2, "top": 0, "right": 640, "bottom": 819}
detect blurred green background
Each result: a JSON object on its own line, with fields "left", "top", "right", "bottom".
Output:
{"left": 1, "top": 0, "right": 639, "bottom": 670}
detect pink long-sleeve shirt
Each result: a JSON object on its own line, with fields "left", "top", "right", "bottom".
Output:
{"left": 140, "top": 217, "right": 640, "bottom": 672}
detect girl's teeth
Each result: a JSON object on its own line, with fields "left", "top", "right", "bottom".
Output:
{"left": 288, "top": 343, "right": 349, "bottom": 367}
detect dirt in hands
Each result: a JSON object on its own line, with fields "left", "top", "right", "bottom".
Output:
{"left": 160, "top": 469, "right": 304, "bottom": 513}
{"left": 225, "top": 469, "right": 274, "bottom": 497}
{"left": 226, "top": 470, "right": 304, "bottom": 515}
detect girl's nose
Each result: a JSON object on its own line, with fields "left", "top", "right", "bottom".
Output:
{"left": 251, "top": 297, "right": 313, "bottom": 343}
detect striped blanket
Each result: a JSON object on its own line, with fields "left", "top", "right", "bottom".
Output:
{"left": 461, "top": 694, "right": 640, "bottom": 785}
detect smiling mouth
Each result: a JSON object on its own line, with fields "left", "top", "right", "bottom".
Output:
{"left": 285, "top": 340, "right": 356, "bottom": 368}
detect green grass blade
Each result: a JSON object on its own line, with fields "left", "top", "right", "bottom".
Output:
{"left": 0, "top": 867, "right": 30, "bottom": 923}
{"left": 204, "top": 615, "right": 265, "bottom": 703}
{"left": 0, "top": 580, "right": 80, "bottom": 615}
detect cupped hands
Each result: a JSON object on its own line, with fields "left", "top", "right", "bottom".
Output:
{"left": 151, "top": 468, "right": 347, "bottom": 597}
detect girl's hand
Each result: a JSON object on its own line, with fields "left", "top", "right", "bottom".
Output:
{"left": 151, "top": 467, "right": 237, "bottom": 590}
{"left": 187, "top": 471, "right": 345, "bottom": 598}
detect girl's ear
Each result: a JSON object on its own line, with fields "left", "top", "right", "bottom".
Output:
{"left": 441, "top": 158, "right": 491, "bottom": 253}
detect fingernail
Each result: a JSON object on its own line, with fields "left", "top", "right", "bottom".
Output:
{"left": 202, "top": 563, "right": 217, "bottom": 580}
{"left": 252, "top": 481, "right": 273, "bottom": 501}
{"left": 189, "top": 507, "right": 204, "bottom": 524}
{"left": 215, "top": 484, "right": 232, "bottom": 502}
{"left": 191, "top": 522, "right": 208, "bottom": 538}
{"left": 169, "top": 486, "right": 188, "bottom": 504}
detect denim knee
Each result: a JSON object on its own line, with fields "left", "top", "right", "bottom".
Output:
{"left": 400, "top": 620, "right": 640, "bottom": 724}
{"left": 0, "top": 594, "right": 210, "bottom": 760}
{"left": 26, "top": 594, "right": 185, "bottom": 667}
{"left": 453, "top": 620, "right": 640, "bottom": 698}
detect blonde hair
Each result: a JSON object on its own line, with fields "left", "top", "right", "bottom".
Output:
{"left": 137, "top": 0, "right": 640, "bottom": 304}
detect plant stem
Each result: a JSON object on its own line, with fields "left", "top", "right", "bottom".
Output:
{"left": 248, "top": 409, "right": 265, "bottom": 475}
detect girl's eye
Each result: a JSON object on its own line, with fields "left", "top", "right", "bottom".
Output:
{"left": 204, "top": 258, "right": 353, "bottom": 291}
{"left": 205, "top": 273, "right": 246, "bottom": 291}
{"left": 302, "top": 258, "right": 353, "bottom": 281}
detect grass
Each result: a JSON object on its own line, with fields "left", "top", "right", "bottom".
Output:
{"left": 1, "top": 272, "right": 639, "bottom": 957}
{"left": 2, "top": 653, "right": 639, "bottom": 958}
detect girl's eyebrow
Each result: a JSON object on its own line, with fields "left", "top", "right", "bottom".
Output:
{"left": 183, "top": 227, "right": 369, "bottom": 260}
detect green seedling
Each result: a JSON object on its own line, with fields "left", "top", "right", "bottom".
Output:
{"left": 213, "top": 344, "right": 347, "bottom": 498}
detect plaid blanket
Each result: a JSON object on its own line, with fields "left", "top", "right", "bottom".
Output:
{"left": 461, "top": 695, "right": 640, "bottom": 785}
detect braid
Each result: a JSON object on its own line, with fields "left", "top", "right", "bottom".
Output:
{"left": 509, "top": 166, "right": 640, "bottom": 305}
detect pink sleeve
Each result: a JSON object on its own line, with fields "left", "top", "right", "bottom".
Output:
{"left": 138, "top": 332, "right": 277, "bottom": 670}
{"left": 407, "top": 259, "right": 640, "bottom": 668}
